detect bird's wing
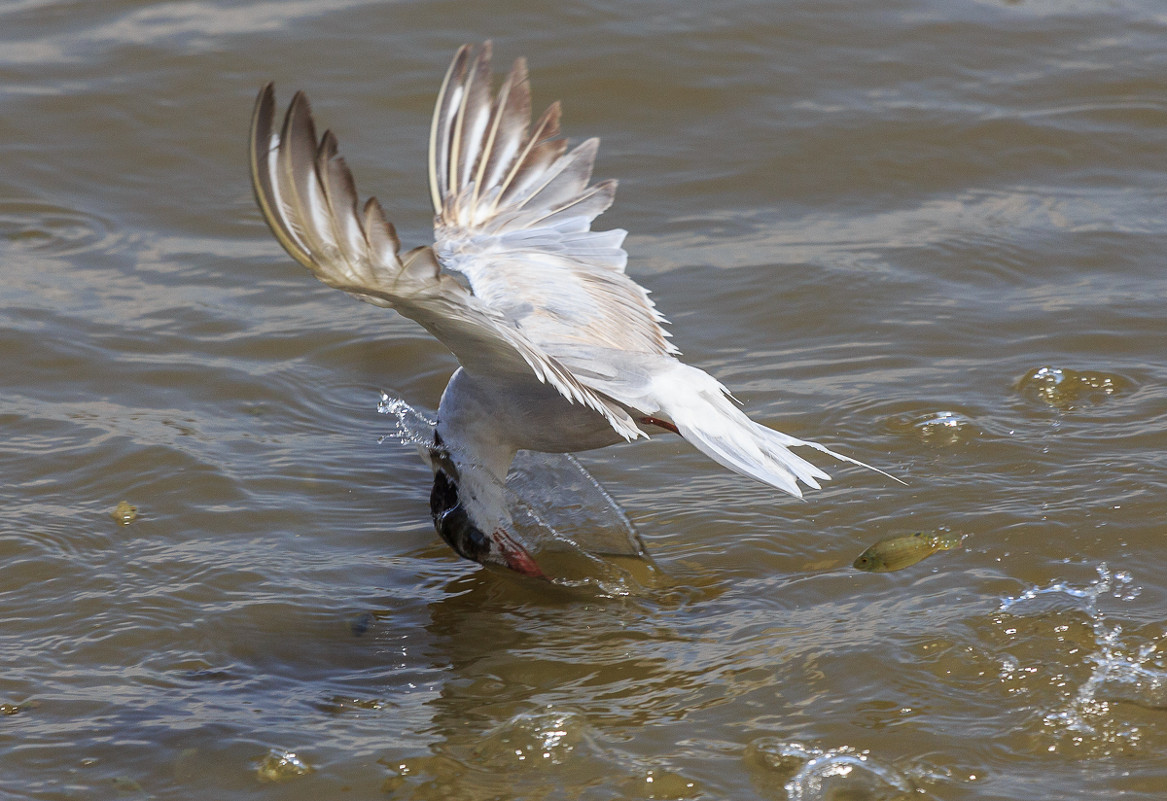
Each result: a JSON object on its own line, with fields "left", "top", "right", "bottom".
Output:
{"left": 249, "top": 83, "right": 641, "bottom": 439}
{"left": 428, "top": 42, "right": 677, "bottom": 359}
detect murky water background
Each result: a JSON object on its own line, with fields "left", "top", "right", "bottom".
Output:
{"left": 3, "top": 1, "right": 1166, "bottom": 798}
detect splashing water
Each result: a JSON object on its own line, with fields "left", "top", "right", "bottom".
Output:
{"left": 746, "top": 739, "right": 917, "bottom": 800}
{"left": 998, "top": 564, "right": 1167, "bottom": 753}
{"left": 254, "top": 748, "right": 314, "bottom": 782}
{"left": 1015, "top": 366, "right": 1130, "bottom": 411}
{"left": 471, "top": 709, "right": 589, "bottom": 768}
{"left": 377, "top": 391, "right": 437, "bottom": 448}
{"left": 912, "top": 410, "right": 977, "bottom": 446}
{"left": 998, "top": 563, "right": 1141, "bottom": 614}
{"left": 376, "top": 392, "right": 659, "bottom": 592}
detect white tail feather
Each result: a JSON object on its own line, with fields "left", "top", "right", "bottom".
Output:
{"left": 659, "top": 364, "right": 900, "bottom": 499}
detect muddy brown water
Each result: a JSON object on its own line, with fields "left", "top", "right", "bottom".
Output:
{"left": 3, "top": 1, "right": 1167, "bottom": 798}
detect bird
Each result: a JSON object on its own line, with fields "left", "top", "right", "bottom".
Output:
{"left": 248, "top": 42, "right": 897, "bottom": 578}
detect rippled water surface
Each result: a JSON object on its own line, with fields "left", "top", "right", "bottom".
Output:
{"left": 3, "top": 1, "right": 1166, "bottom": 798}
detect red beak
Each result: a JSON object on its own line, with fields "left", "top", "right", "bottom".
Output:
{"left": 493, "top": 530, "right": 549, "bottom": 580}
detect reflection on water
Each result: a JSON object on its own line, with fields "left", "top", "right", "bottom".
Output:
{"left": 3, "top": 0, "right": 1167, "bottom": 798}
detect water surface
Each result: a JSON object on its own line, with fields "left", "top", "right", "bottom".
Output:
{"left": 3, "top": 1, "right": 1166, "bottom": 798}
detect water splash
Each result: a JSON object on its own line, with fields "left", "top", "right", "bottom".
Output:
{"left": 912, "top": 410, "right": 977, "bottom": 446}
{"left": 887, "top": 409, "right": 978, "bottom": 447}
{"left": 254, "top": 748, "right": 314, "bottom": 782}
{"left": 377, "top": 391, "right": 436, "bottom": 448}
{"left": 1015, "top": 366, "right": 1130, "bottom": 411}
{"left": 471, "top": 709, "right": 588, "bottom": 768}
{"left": 375, "top": 392, "right": 659, "bottom": 592}
{"left": 382, "top": 709, "right": 700, "bottom": 798}
{"left": 998, "top": 563, "right": 1137, "bottom": 613}
{"left": 997, "top": 564, "right": 1167, "bottom": 753}
{"left": 746, "top": 739, "right": 916, "bottom": 800}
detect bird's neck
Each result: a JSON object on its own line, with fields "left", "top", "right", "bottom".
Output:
{"left": 433, "top": 371, "right": 519, "bottom": 534}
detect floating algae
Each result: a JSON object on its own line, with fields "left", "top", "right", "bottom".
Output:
{"left": 110, "top": 500, "right": 138, "bottom": 526}
{"left": 0, "top": 700, "right": 39, "bottom": 715}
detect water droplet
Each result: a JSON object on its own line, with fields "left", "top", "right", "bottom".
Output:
{"left": 255, "top": 749, "right": 314, "bottom": 782}
{"left": 471, "top": 709, "right": 590, "bottom": 768}
{"left": 996, "top": 564, "right": 1164, "bottom": 755}
{"left": 913, "top": 411, "right": 977, "bottom": 445}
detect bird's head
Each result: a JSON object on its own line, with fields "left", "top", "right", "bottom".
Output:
{"left": 425, "top": 437, "right": 545, "bottom": 578}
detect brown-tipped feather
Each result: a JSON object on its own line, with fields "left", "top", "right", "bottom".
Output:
{"left": 249, "top": 83, "right": 311, "bottom": 268}
{"left": 248, "top": 77, "right": 643, "bottom": 440}
{"left": 277, "top": 93, "right": 325, "bottom": 253}
{"left": 455, "top": 42, "right": 494, "bottom": 192}
{"left": 488, "top": 101, "right": 564, "bottom": 218}
{"left": 479, "top": 57, "right": 531, "bottom": 200}
{"left": 429, "top": 44, "right": 473, "bottom": 212}
{"left": 362, "top": 197, "right": 400, "bottom": 269}
{"left": 426, "top": 43, "right": 675, "bottom": 357}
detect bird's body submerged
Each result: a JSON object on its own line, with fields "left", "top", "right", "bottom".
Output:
{"left": 249, "top": 42, "right": 894, "bottom": 574}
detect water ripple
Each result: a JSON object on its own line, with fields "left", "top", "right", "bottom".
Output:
{"left": 0, "top": 198, "right": 118, "bottom": 256}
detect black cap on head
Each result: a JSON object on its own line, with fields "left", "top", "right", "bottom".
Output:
{"left": 429, "top": 469, "right": 491, "bottom": 563}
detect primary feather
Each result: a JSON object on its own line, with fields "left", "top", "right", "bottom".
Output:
{"left": 249, "top": 80, "right": 642, "bottom": 440}
{"left": 429, "top": 43, "right": 675, "bottom": 360}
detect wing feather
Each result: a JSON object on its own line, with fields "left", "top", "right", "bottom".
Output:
{"left": 491, "top": 103, "right": 565, "bottom": 220}
{"left": 472, "top": 57, "right": 527, "bottom": 211}
{"left": 249, "top": 47, "right": 898, "bottom": 497}
{"left": 249, "top": 82, "right": 642, "bottom": 440}
{"left": 428, "top": 46, "right": 467, "bottom": 213}
{"left": 428, "top": 42, "right": 676, "bottom": 365}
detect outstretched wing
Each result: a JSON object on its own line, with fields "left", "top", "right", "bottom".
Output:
{"left": 428, "top": 42, "right": 676, "bottom": 358}
{"left": 248, "top": 83, "right": 642, "bottom": 439}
